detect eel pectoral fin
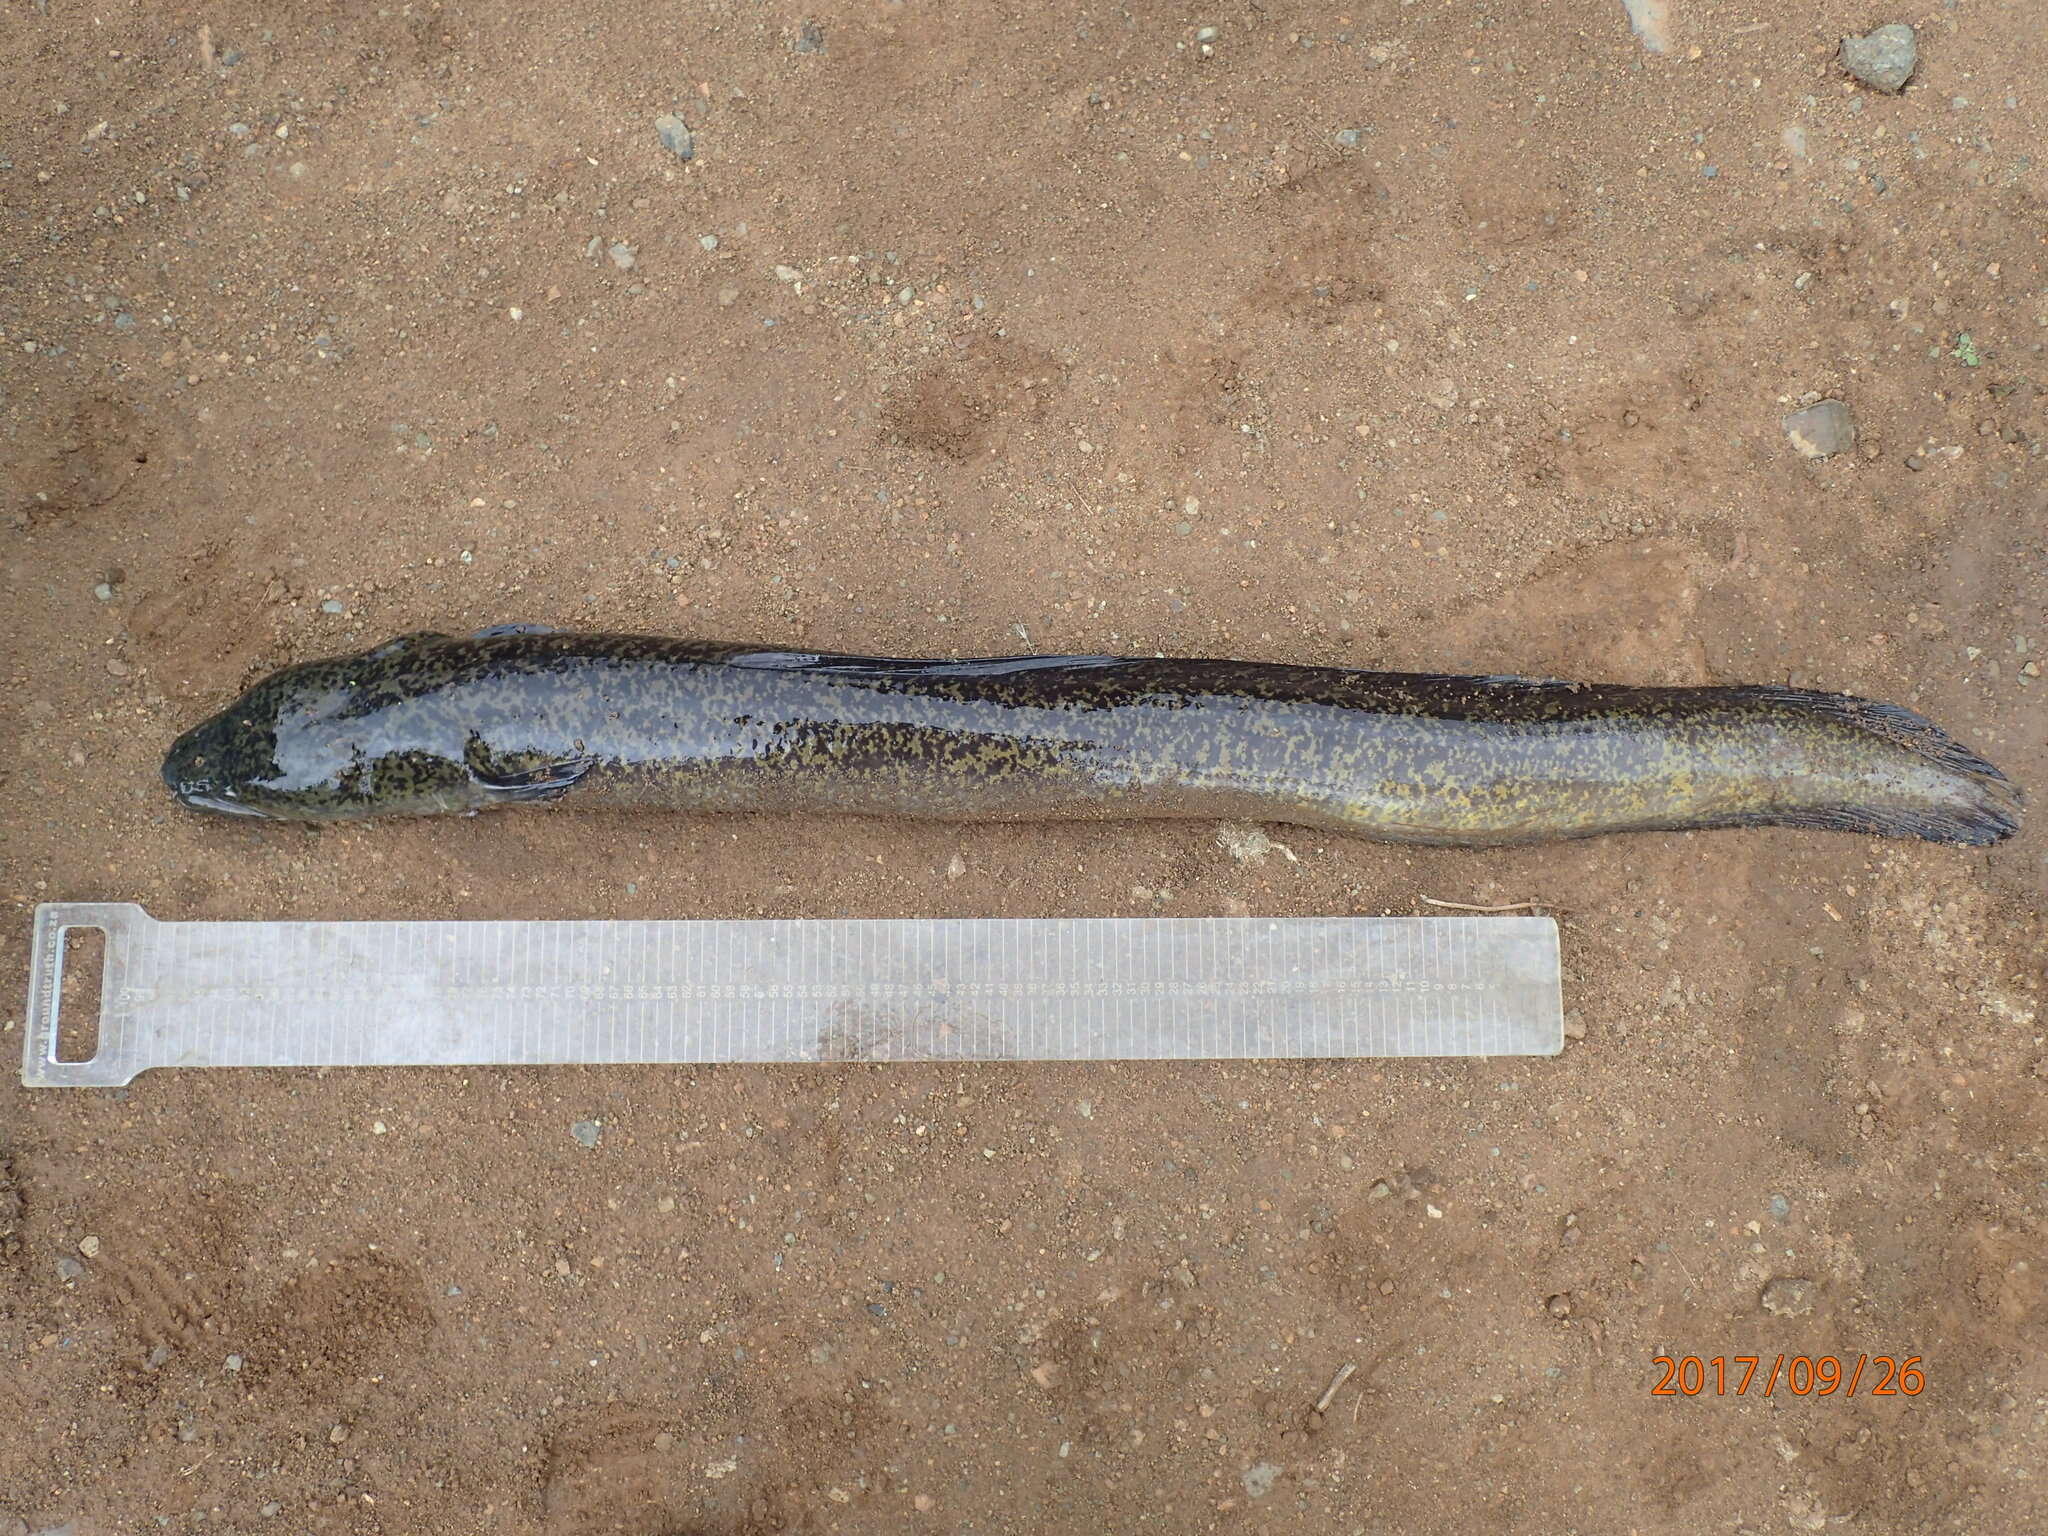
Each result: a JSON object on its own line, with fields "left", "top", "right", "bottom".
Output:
{"left": 467, "top": 740, "right": 596, "bottom": 804}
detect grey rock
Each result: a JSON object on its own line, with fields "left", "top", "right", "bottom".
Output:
{"left": 1242, "top": 1462, "right": 1281, "bottom": 1499}
{"left": 1760, "top": 1276, "right": 1816, "bottom": 1317}
{"left": 570, "top": 1119, "right": 602, "bottom": 1149}
{"left": 608, "top": 241, "right": 637, "bottom": 271}
{"left": 1334, "top": 128, "right": 1362, "bottom": 148}
{"left": 55, "top": 1256, "right": 84, "bottom": 1281}
{"left": 794, "top": 20, "right": 825, "bottom": 53}
{"left": 93, "top": 582, "right": 115, "bottom": 601}
{"left": 1769, "top": 1193, "right": 1791, "bottom": 1220}
{"left": 1783, "top": 399, "right": 1856, "bottom": 459}
{"left": 320, "top": 599, "right": 345, "bottom": 614}
{"left": 1840, "top": 24, "right": 1916, "bottom": 94}
{"left": 654, "top": 114, "right": 694, "bottom": 161}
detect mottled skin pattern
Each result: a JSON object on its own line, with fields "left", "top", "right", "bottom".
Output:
{"left": 160, "top": 630, "right": 2023, "bottom": 846}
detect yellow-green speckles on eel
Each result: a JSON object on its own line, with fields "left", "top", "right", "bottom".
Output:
{"left": 160, "top": 629, "right": 2023, "bottom": 846}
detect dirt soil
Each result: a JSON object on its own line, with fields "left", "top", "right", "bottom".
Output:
{"left": 3, "top": 1, "right": 2045, "bottom": 1532}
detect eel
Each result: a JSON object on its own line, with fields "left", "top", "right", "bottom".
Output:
{"left": 159, "top": 628, "right": 2023, "bottom": 846}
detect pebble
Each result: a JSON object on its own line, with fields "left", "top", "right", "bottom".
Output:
{"left": 654, "top": 114, "right": 695, "bottom": 161}
{"left": 320, "top": 599, "right": 345, "bottom": 614}
{"left": 56, "top": 1256, "right": 85, "bottom": 1281}
{"left": 224, "top": 1353, "right": 242, "bottom": 1371}
{"left": 259, "top": 1503, "right": 280, "bottom": 1518}
{"left": 794, "top": 19, "right": 825, "bottom": 53}
{"left": 93, "top": 583, "right": 114, "bottom": 601}
{"left": 699, "top": 234, "right": 719, "bottom": 251}
{"left": 1769, "top": 1193, "right": 1791, "bottom": 1219}
{"left": 1241, "top": 1462, "right": 1280, "bottom": 1499}
{"left": 1840, "top": 24, "right": 1916, "bottom": 95}
{"left": 1760, "top": 1276, "right": 1816, "bottom": 1317}
{"left": 78, "top": 1235, "right": 99, "bottom": 1258}
{"left": 608, "top": 242, "right": 637, "bottom": 271}
{"left": 570, "top": 1119, "right": 602, "bottom": 1148}
{"left": 1334, "top": 128, "right": 1362, "bottom": 148}
{"left": 1782, "top": 399, "right": 1856, "bottom": 459}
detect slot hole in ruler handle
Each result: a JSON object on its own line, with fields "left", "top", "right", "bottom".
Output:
{"left": 53, "top": 925, "right": 107, "bottom": 1064}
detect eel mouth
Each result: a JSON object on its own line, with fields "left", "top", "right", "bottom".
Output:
{"left": 175, "top": 789, "right": 271, "bottom": 817}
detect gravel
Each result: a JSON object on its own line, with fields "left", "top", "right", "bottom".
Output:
{"left": 1760, "top": 1276, "right": 1815, "bottom": 1316}
{"left": 654, "top": 114, "right": 695, "bottom": 161}
{"left": 1783, "top": 400, "right": 1856, "bottom": 459}
{"left": 608, "top": 242, "right": 637, "bottom": 272}
{"left": 1242, "top": 1462, "right": 1281, "bottom": 1498}
{"left": 570, "top": 1119, "right": 602, "bottom": 1149}
{"left": 1840, "top": 25, "right": 1917, "bottom": 95}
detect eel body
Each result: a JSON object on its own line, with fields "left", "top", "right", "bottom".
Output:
{"left": 159, "top": 629, "right": 2023, "bottom": 846}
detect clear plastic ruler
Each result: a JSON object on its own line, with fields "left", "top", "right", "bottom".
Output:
{"left": 22, "top": 902, "right": 1563, "bottom": 1087}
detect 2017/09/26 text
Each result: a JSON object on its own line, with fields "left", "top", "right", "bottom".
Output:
{"left": 1651, "top": 1356, "right": 1925, "bottom": 1398}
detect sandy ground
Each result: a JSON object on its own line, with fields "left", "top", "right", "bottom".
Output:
{"left": 3, "top": 1, "right": 2045, "bottom": 1531}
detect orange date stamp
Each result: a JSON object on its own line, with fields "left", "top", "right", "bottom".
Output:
{"left": 1651, "top": 1355, "right": 1926, "bottom": 1398}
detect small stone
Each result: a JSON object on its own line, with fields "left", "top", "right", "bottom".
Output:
{"left": 1242, "top": 1461, "right": 1280, "bottom": 1499}
{"left": 654, "top": 114, "right": 695, "bottom": 161}
{"left": 224, "top": 1353, "right": 242, "bottom": 1371}
{"left": 320, "top": 599, "right": 345, "bottom": 614}
{"left": 1423, "top": 379, "right": 1457, "bottom": 410}
{"left": 259, "top": 1502, "right": 280, "bottom": 1517}
{"left": 946, "top": 854, "right": 967, "bottom": 880}
{"left": 570, "top": 1119, "right": 602, "bottom": 1148}
{"left": 1783, "top": 399, "right": 1856, "bottom": 459}
{"left": 699, "top": 234, "right": 719, "bottom": 251}
{"left": 794, "top": 19, "right": 825, "bottom": 53}
{"left": 1769, "top": 1193, "right": 1791, "bottom": 1220}
{"left": 146, "top": 1344, "right": 172, "bottom": 1369}
{"left": 328, "top": 1423, "right": 348, "bottom": 1444}
{"left": 1793, "top": 271, "right": 1814, "bottom": 292}
{"left": 1760, "top": 1276, "right": 1815, "bottom": 1317}
{"left": 56, "top": 1255, "right": 85, "bottom": 1281}
{"left": 1335, "top": 128, "right": 1361, "bottom": 148}
{"left": 1840, "top": 24, "right": 1916, "bottom": 95}
{"left": 1546, "top": 1292, "right": 1572, "bottom": 1318}
{"left": 78, "top": 1236, "right": 100, "bottom": 1259}
{"left": 1368, "top": 1180, "right": 1392, "bottom": 1200}
{"left": 608, "top": 242, "right": 637, "bottom": 271}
